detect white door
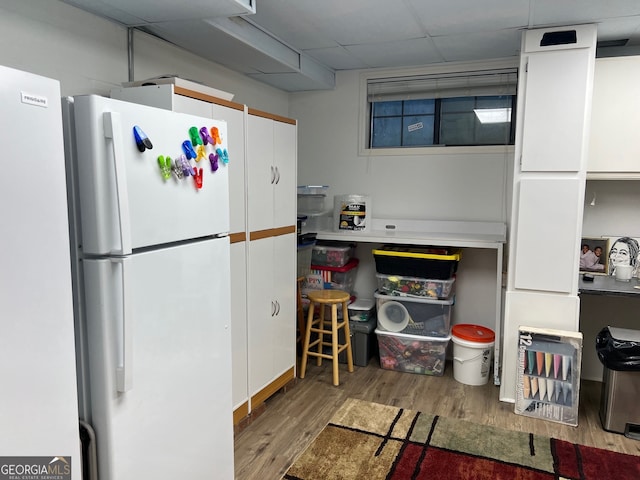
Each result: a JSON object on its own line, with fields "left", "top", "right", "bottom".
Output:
{"left": 72, "top": 95, "right": 230, "bottom": 255}
{"left": 273, "top": 120, "right": 297, "bottom": 229}
{"left": 83, "top": 238, "right": 233, "bottom": 480}
{"left": 247, "top": 113, "right": 275, "bottom": 233}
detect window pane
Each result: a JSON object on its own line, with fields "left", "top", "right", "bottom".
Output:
{"left": 403, "top": 99, "right": 435, "bottom": 115}
{"left": 476, "top": 122, "right": 512, "bottom": 145}
{"left": 372, "top": 117, "right": 402, "bottom": 147}
{"left": 373, "top": 101, "right": 402, "bottom": 116}
{"left": 441, "top": 97, "right": 475, "bottom": 113}
{"left": 440, "top": 112, "right": 475, "bottom": 145}
{"left": 402, "top": 115, "right": 434, "bottom": 146}
{"left": 369, "top": 94, "right": 514, "bottom": 148}
{"left": 476, "top": 95, "right": 511, "bottom": 109}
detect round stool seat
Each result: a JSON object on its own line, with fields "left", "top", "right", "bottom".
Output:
{"left": 307, "top": 289, "right": 350, "bottom": 304}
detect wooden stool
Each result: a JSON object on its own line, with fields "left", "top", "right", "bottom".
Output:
{"left": 299, "top": 289, "right": 354, "bottom": 386}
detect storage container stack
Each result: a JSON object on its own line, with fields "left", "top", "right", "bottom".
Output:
{"left": 304, "top": 240, "right": 379, "bottom": 367}
{"left": 373, "top": 245, "right": 461, "bottom": 376}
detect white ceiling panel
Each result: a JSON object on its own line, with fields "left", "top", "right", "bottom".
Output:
{"left": 406, "top": 0, "right": 531, "bottom": 35}
{"left": 250, "top": 0, "right": 426, "bottom": 48}
{"left": 303, "top": 46, "right": 371, "bottom": 71}
{"left": 432, "top": 29, "right": 524, "bottom": 63}
{"left": 531, "top": 0, "right": 640, "bottom": 25}
{"left": 344, "top": 37, "right": 445, "bottom": 69}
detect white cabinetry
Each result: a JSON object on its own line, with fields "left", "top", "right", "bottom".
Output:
{"left": 247, "top": 110, "right": 297, "bottom": 232}
{"left": 247, "top": 233, "right": 296, "bottom": 406}
{"left": 246, "top": 109, "right": 297, "bottom": 409}
{"left": 502, "top": 24, "right": 596, "bottom": 402}
{"left": 588, "top": 56, "right": 640, "bottom": 177}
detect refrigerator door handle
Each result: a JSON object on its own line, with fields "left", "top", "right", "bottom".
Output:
{"left": 103, "top": 112, "right": 132, "bottom": 255}
{"left": 112, "top": 256, "right": 134, "bottom": 392}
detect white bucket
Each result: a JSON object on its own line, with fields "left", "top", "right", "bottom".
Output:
{"left": 451, "top": 324, "right": 495, "bottom": 386}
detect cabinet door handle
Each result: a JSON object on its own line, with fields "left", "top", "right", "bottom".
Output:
{"left": 271, "top": 300, "right": 276, "bottom": 316}
{"left": 275, "top": 300, "right": 280, "bottom": 315}
{"left": 270, "top": 166, "right": 275, "bottom": 184}
{"left": 274, "top": 166, "right": 280, "bottom": 184}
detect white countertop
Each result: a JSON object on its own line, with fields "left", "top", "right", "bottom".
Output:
{"left": 312, "top": 218, "right": 506, "bottom": 248}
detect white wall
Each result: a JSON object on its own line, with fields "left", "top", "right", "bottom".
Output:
{"left": 0, "top": 0, "right": 290, "bottom": 115}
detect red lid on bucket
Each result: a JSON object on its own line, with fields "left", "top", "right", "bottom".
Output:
{"left": 452, "top": 324, "right": 495, "bottom": 343}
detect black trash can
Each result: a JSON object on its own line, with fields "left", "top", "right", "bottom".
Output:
{"left": 596, "top": 326, "right": 640, "bottom": 439}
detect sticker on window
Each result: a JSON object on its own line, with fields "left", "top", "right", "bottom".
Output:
{"left": 407, "top": 122, "right": 423, "bottom": 132}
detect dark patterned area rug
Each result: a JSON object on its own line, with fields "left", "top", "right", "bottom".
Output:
{"left": 283, "top": 398, "right": 640, "bottom": 480}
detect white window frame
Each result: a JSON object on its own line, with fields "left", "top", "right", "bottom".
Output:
{"left": 358, "top": 58, "right": 519, "bottom": 157}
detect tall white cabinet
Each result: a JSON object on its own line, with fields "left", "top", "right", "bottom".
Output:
{"left": 501, "top": 25, "right": 597, "bottom": 402}
{"left": 246, "top": 109, "right": 297, "bottom": 408}
{"left": 588, "top": 55, "right": 640, "bottom": 177}
{"left": 111, "top": 84, "right": 298, "bottom": 423}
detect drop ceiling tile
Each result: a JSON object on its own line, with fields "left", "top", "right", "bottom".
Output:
{"left": 344, "top": 37, "right": 445, "bottom": 69}
{"left": 531, "top": 0, "right": 640, "bottom": 25}
{"left": 303, "top": 46, "right": 371, "bottom": 70}
{"left": 406, "top": 0, "right": 530, "bottom": 35}
{"left": 432, "top": 28, "right": 523, "bottom": 62}
{"left": 250, "top": 0, "right": 425, "bottom": 49}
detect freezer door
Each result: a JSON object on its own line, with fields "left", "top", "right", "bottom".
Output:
{"left": 83, "top": 238, "right": 233, "bottom": 479}
{"left": 70, "top": 95, "right": 230, "bottom": 255}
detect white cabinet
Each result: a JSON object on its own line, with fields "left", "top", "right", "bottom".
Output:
{"left": 247, "top": 233, "right": 296, "bottom": 406}
{"left": 246, "top": 110, "right": 297, "bottom": 232}
{"left": 588, "top": 56, "right": 640, "bottom": 177}
{"left": 245, "top": 108, "right": 297, "bottom": 410}
{"left": 502, "top": 24, "right": 596, "bottom": 402}
{"left": 520, "top": 49, "right": 593, "bottom": 172}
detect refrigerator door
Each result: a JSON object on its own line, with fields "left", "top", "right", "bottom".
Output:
{"left": 0, "top": 65, "right": 82, "bottom": 477}
{"left": 69, "top": 95, "right": 230, "bottom": 255}
{"left": 83, "top": 238, "right": 233, "bottom": 480}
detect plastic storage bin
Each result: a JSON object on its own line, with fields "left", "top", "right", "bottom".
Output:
{"left": 376, "top": 273, "right": 455, "bottom": 299}
{"left": 373, "top": 245, "right": 461, "bottom": 279}
{"left": 348, "top": 298, "right": 375, "bottom": 322}
{"left": 375, "top": 291, "right": 453, "bottom": 337}
{"left": 297, "top": 239, "right": 316, "bottom": 278}
{"left": 304, "top": 258, "right": 359, "bottom": 294}
{"left": 297, "top": 185, "right": 329, "bottom": 214}
{"left": 312, "top": 241, "right": 355, "bottom": 267}
{"left": 338, "top": 316, "right": 378, "bottom": 367}
{"left": 376, "top": 329, "right": 450, "bottom": 376}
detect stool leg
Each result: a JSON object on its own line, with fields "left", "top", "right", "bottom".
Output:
{"left": 342, "top": 300, "right": 354, "bottom": 373}
{"left": 299, "top": 302, "right": 315, "bottom": 379}
{"left": 317, "top": 304, "right": 325, "bottom": 366}
{"left": 331, "top": 303, "right": 340, "bottom": 386}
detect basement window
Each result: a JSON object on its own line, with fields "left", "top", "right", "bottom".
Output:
{"left": 365, "top": 67, "right": 518, "bottom": 150}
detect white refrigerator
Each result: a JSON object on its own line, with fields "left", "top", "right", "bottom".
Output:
{"left": 0, "top": 66, "right": 82, "bottom": 477}
{"left": 63, "top": 95, "right": 234, "bottom": 479}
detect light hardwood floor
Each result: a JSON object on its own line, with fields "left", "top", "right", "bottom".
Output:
{"left": 234, "top": 357, "right": 640, "bottom": 479}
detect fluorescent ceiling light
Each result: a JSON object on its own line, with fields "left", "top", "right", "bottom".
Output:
{"left": 474, "top": 108, "right": 512, "bottom": 124}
